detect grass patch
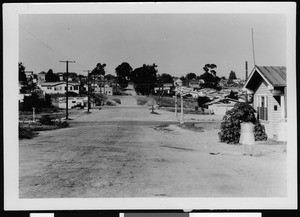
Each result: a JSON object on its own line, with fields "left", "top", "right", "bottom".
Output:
{"left": 178, "top": 122, "right": 204, "bottom": 132}
{"left": 19, "top": 120, "right": 70, "bottom": 139}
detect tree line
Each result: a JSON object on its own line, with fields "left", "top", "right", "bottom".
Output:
{"left": 19, "top": 61, "right": 239, "bottom": 97}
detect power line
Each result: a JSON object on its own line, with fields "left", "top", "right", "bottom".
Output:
{"left": 20, "top": 24, "right": 91, "bottom": 71}
{"left": 19, "top": 24, "right": 69, "bottom": 60}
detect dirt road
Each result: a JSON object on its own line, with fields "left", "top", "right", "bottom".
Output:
{"left": 19, "top": 96, "right": 286, "bottom": 198}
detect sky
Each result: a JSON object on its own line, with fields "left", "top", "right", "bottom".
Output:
{"left": 19, "top": 13, "right": 287, "bottom": 79}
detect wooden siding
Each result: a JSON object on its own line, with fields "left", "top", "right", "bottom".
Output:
{"left": 253, "top": 81, "right": 283, "bottom": 140}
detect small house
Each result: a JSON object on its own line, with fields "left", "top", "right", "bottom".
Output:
{"left": 53, "top": 96, "right": 87, "bottom": 109}
{"left": 37, "top": 71, "right": 46, "bottom": 84}
{"left": 244, "top": 66, "right": 287, "bottom": 141}
{"left": 38, "top": 82, "right": 80, "bottom": 95}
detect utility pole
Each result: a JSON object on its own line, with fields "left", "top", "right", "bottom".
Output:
{"left": 245, "top": 61, "right": 248, "bottom": 103}
{"left": 174, "top": 95, "right": 178, "bottom": 117}
{"left": 83, "top": 70, "right": 91, "bottom": 113}
{"left": 180, "top": 91, "right": 184, "bottom": 124}
{"left": 60, "top": 60, "right": 75, "bottom": 120}
{"left": 32, "top": 107, "right": 35, "bottom": 122}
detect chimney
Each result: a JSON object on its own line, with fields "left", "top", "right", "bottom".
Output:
{"left": 245, "top": 61, "right": 248, "bottom": 80}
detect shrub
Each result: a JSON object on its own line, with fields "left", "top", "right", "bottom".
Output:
{"left": 254, "top": 122, "right": 268, "bottom": 141}
{"left": 19, "top": 126, "right": 38, "bottom": 139}
{"left": 39, "top": 115, "right": 54, "bottom": 125}
{"left": 218, "top": 102, "right": 267, "bottom": 144}
{"left": 136, "top": 96, "right": 149, "bottom": 105}
{"left": 111, "top": 98, "right": 121, "bottom": 104}
{"left": 106, "top": 100, "right": 116, "bottom": 106}
{"left": 55, "top": 121, "right": 69, "bottom": 128}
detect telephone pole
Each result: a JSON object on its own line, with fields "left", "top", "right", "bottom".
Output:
{"left": 59, "top": 60, "right": 75, "bottom": 120}
{"left": 83, "top": 70, "right": 91, "bottom": 113}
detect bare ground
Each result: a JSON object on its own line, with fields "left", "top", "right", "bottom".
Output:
{"left": 19, "top": 96, "right": 287, "bottom": 198}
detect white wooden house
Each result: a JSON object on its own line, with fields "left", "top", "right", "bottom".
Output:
{"left": 244, "top": 66, "right": 286, "bottom": 141}
{"left": 38, "top": 82, "right": 80, "bottom": 95}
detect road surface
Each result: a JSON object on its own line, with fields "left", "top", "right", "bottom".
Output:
{"left": 19, "top": 96, "right": 287, "bottom": 198}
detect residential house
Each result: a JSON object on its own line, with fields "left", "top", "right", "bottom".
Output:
{"left": 52, "top": 96, "right": 88, "bottom": 109}
{"left": 37, "top": 71, "right": 46, "bottom": 84}
{"left": 244, "top": 66, "right": 287, "bottom": 141}
{"left": 56, "top": 72, "right": 79, "bottom": 81}
{"left": 124, "top": 82, "right": 136, "bottom": 96}
{"left": 188, "top": 79, "right": 200, "bottom": 90}
{"left": 154, "top": 83, "right": 174, "bottom": 95}
{"left": 38, "top": 82, "right": 80, "bottom": 95}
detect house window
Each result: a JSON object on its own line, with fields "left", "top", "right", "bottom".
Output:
{"left": 47, "top": 86, "right": 52, "bottom": 90}
{"left": 74, "top": 86, "right": 78, "bottom": 90}
{"left": 257, "top": 95, "right": 268, "bottom": 121}
{"left": 70, "top": 86, "right": 73, "bottom": 90}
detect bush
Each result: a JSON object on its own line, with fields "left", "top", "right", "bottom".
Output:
{"left": 218, "top": 102, "right": 267, "bottom": 144}
{"left": 136, "top": 96, "right": 149, "bottom": 105}
{"left": 254, "top": 122, "right": 268, "bottom": 141}
{"left": 39, "top": 115, "right": 54, "bottom": 125}
{"left": 111, "top": 98, "right": 121, "bottom": 104}
{"left": 55, "top": 121, "right": 69, "bottom": 128}
{"left": 106, "top": 100, "right": 116, "bottom": 106}
{"left": 19, "top": 126, "right": 38, "bottom": 139}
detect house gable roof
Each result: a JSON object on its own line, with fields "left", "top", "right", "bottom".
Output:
{"left": 41, "top": 82, "right": 79, "bottom": 87}
{"left": 244, "top": 66, "right": 286, "bottom": 91}
{"left": 256, "top": 66, "right": 286, "bottom": 87}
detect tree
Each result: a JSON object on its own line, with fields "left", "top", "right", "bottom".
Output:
{"left": 157, "top": 73, "right": 173, "bottom": 85}
{"left": 19, "top": 62, "right": 27, "bottom": 84}
{"left": 91, "top": 63, "right": 106, "bottom": 90}
{"left": 115, "top": 62, "right": 132, "bottom": 89}
{"left": 157, "top": 73, "right": 174, "bottom": 96}
{"left": 45, "top": 69, "right": 60, "bottom": 82}
{"left": 199, "top": 63, "right": 221, "bottom": 90}
{"left": 131, "top": 64, "right": 158, "bottom": 95}
{"left": 91, "top": 63, "right": 106, "bottom": 77}
{"left": 179, "top": 76, "right": 187, "bottom": 86}
{"left": 186, "top": 72, "right": 196, "bottom": 80}
{"left": 105, "top": 74, "right": 116, "bottom": 81}
{"left": 229, "top": 70, "right": 237, "bottom": 80}
{"left": 20, "top": 92, "right": 51, "bottom": 111}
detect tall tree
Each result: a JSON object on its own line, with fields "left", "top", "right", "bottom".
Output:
{"left": 45, "top": 69, "right": 60, "bottom": 82}
{"left": 229, "top": 70, "right": 237, "bottom": 80}
{"left": 186, "top": 72, "right": 196, "bottom": 80}
{"left": 131, "top": 64, "right": 158, "bottom": 95}
{"left": 18, "top": 62, "right": 27, "bottom": 84}
{"left": 157, "top": 73, "right": 173, "bottom": 85}
{"left": 115, "top": 62, "right": 132, "bottom": 89}
{"left": 91, "top": 63, "right": 106, "bottom": 88}
{"left": 91, "top": 63, "right": 106, "bottom": 77}
{"left": 199, "top": 63, "right": 221, "bottom": 90}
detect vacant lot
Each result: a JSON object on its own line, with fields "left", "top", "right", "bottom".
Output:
{"left": 19, "top": 96, "right": 286, "bottom": 198}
